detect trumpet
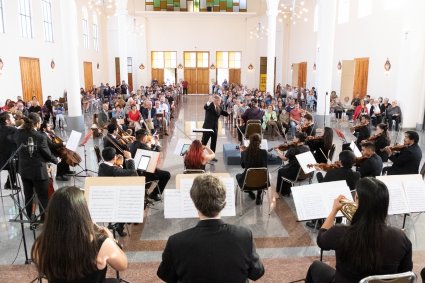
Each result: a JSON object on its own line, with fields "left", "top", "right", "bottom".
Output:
{"left": 340, "top": 200, "right": 357, "bottom": 222}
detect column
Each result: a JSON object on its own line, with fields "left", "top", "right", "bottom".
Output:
{"left": 266, "top": 0, "right": 279, "bottom": 94}
{"left": 315, "top": 0, "right": 337, "bottom": 127}
{"left": 60, "top": 0, "right": 83, "bottom": 130}
{"left": 116, "top": 0, "right": 129, "bottom": 86}
{"left": 394, "top": 0, "right": 425, "bottom": 129}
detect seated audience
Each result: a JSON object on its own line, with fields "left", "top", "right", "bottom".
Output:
{"left": 262, "top": 105, "right": 279, "bottom": 140}
{"left": 306, "top": 178, "right": 412, "bottom": 283}
{"left": 387, "top": 100, "right": 402, "bottom": 131}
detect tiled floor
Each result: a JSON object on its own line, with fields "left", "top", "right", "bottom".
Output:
{"left": 1, "top": 95, "right": 425, "bottom": 282}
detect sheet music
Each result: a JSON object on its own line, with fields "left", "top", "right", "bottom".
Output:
{"left": 349, "top": 141, "right": 362, "bottom": 158}
{"left": 295, "top": 151, "right": 317, "bottom": 174}
{"left": 386, "top": 181, "right": 409, "bottom": 215}
{"left": 243, "top": 139, "right": 269, "bottom": 151}
{"left": 292, "top": 181, "right": 351, "bottom": 221}
{"left": 164, "top": 177, "right": 236, "bottom": 219}
{"left": 403, "top": 180, "right": 425, "bottom": 213}
{"left": 66, "top": 130, "right": 82, "bottom": 151}
{"left": 88, "top": 186, "right": 145, "bottom": 223}
{"left": 164, "top": 189, "right": 182, "bottom": 219}
{"left": 193, "top": 128, "right": 214, "bottom": 133}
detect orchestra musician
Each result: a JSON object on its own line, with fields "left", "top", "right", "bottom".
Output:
{"left": 351, "top": 114, "right": 371, "bottom": 147}
{"left": 362, "top": 123, "right": 390, "bottom": 162}
{"left": 14, "top": 113, "right": 58, "bottom": 220}
{"left": 299, "top": 113, "right": 316, "bottom": 136}
{"left": 129, "top": 129, "right": 171, "bottom": 202}
{"left": 382, "top": 131, "right": 422, "bottom": 175}
{"left": 306, "top": 127, "right": 333, "bottom": 164}
{"left": 98, "top": 147, "right": 137, "bottom": 237}
{"left": 103, "top": 123, "right": 128, "bottom": 153}
{"left": 202, "top": 95, "right": 229, "bottom": 156}
{"left": 236, "top": 134, "right": 268, "bottom": 204}
{"left": 0, "top": 112, "right": 18, "bottom": 189}
{"left": 275, "top": 132, "right": 310, "bottom": 197}
{"left": 357, "top": 142, "right": 383, "bottom": 178}
{"left": 184, "top": 140, "right": 215, "bottom": 171}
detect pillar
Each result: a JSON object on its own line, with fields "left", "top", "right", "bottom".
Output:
{"left": 266, "top": 0, "right": 279, "bottom": 95}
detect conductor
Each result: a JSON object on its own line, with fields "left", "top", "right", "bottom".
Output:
{"left": 201, "top": 95, "right": 229, "bottom": 161}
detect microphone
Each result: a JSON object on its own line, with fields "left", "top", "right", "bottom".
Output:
{"left": 28, "top": 137, "right": 34, "bottom": 158}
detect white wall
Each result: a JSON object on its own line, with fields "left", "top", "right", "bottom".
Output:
{"left": 0, "top": 0, "right": 109, "bottom": 105}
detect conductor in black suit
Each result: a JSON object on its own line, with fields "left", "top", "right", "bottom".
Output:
{"left": 14, "top": 113, "right": 58, "bottom": 220}
{"left": 0, "top": 112, "right": 18, "bottom": 189}
{"left": 157, "top": 174, "right": 264, "bottom": 283}
{"left": 382, "top": 131, "right": 422, "bottom": 175}
{"left": 201, "top": 95, "right": 229, "bottom": 159}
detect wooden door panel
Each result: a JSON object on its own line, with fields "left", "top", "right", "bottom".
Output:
{"left": 152, "top": 68, "right": 164, "bottom": 85}
{"left": 184, "top": 68, "right": 197, "bottom": 94}
{"left": 229, "top": 69, "right": 241, "bottom": 85}
{"left": 197, "top": 68, "right": 209, "bottom": 94}
{"left": 298, "top": 62, "right": 307, "bottom": 88}
{"left": 20, "top": 57, "right": 42, "bottom": 103}
{"left": 128, "top": 73, "right": 133, "bottom": 92}
{"left": 83, "top": 61, "right": 93, "bottom": 91}
{"left": 354, "top": 58, "right": 369, "bottom": 98}
{"left": 115, "top": 57, "right": 120, "bottom": 86}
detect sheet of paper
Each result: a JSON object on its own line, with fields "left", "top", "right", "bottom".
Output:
{"left": 174, "top": 138, "right": 193, "bottom": 155}
{"left": 386, "top": 181, "right": 409, "bottom": 215}
{"left": 164, "top": 189, "right": 182, "bottom": 219}
{"left": 243, "top": 139, "right": 269, "bottom": 151}
{"left": 295, "top": 151, "right": 317, "bottom": 174}
{"left": 193, "top": 128, "right": 214, "bottom": 133}
{"left": 350, "top": 141, "right": 362, "bottom": 158}
{"left": 66, "top": 130, "right": 82, "bottom": 151}
{"left": 88, "top": 185, "right": 145, "bottom": 223}
{"left": 403, "top": 180, "right": 425, "bottom": 213}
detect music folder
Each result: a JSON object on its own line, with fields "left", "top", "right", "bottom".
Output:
{"left": 134, "top": 149, "right": 159, "bottom": 173}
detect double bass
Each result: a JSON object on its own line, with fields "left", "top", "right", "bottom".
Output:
{"left": 49, "top": 131, "right": 82, "bottom": 166}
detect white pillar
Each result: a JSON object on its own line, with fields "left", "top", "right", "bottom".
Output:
{"left": 116, "top": 0, "right": 129, "bottom": 85}
{"left": 266, "top": 0, "right": 279, "bottom": 94}
{"left": 315, "top": 0, "right": 337, "bottom": 125}
{"left": 60, "top": 0, "right": 82, "bottom": 119}
{"left": 394, "top": 0, "right": 425, "bottom": 129}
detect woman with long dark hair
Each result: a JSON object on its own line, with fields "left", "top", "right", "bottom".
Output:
{"left": 236, "top": 133, "right": 268, "bottom": 204}
{"left": 306, "top": 127, "right": 333, "bottom": 164}
{"left": 373, "top": 123, "right": 391, "bottom": 162}
{"left": 184, "top": 139, "right": 215, "bottom": 170}
{"left": 14, "top": 112, "right": 58, "bottom": 220}
{"left": 306, "top": 178, "right": 412, "bottom": 283}
{"left": 32, "top": 186, "right": 128, "bottom": 282}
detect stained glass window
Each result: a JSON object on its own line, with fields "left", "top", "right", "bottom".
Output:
{"left": 145, "top": 0, "right": 246, "bottom": 12}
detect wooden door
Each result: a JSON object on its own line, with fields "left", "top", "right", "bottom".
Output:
{"left": 19, "top": 57, "right": 43, "bottom": 103}
{"left": 151, "top": 68, "right": 164, "bottom": 85}
{"left": 197, "top": 68, "right": 209, "bottom": 94}
{"left": 184, "top": 68, "right": 197, "bottom": 94}
{"left": 229, "top": 69, "right": 241, "bottom": 85}
{"left": 298, "top": 62, "right": 307, "bottom": 88}
{"left": 353, "top": 57, "right": 369, "bottom": 99}
{"left": 127, "top": 73, "right": 133, "bottom": 92}
{"left": 83, "top": 61, "right": 93, "bottom": 91}
{"left": 115, "top": 57, "right": 120, "bottom": 86}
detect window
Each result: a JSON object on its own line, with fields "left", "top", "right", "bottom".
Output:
{"left": 313, "top": 3, "right": 318, "bottom": 32}
{"left": 19, "top": 0, "right": 32, "bottom": 38}
{"left": 217, "top": 51, "right": 241, "bottom": 84}
{"left": 93, "top": 14, "right": 99, "bottom": 51}
{"left": 152, "top": 51, "right": 177, "bottom": 68}
{"left": 145, "top": 0, "right": 246, "bottom": 12}
{"left": 127, "top": 57, "right": 132, "bottom": 73}
{"left": 82, "top": 7, "right": 89, "bottom": 48}
{"left": 0, "top": 0, "right": 4, "bottom": 33}
{"left": 338, "top": 0, "right": 350, "bottom": 24}
{"left": 358, "top": 0, "right": 372, "bottom": 18}
{"left": 42, "top": 0, "right": 53, "bottom": 42}
{"left": 184, "top": 52, "right": 196, "bottom": 68}
{"left": 152, "top": 52, "right": 164, "bottom": 68}
{"left": 197, "top": 52, "right": 209, "bottom": 68}
{"left": 164, "top": 52, "right": 176, "bottom": 68}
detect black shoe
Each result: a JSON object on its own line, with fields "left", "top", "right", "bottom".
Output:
{"left": 117, "top": 228, "right": 127, "bottom": 237}
{"left": 56, "top": 175, "right": 69, "bottom": 181}
{"left": 149, "top": 194, "right": 161, "bottom": 202}
{"left": 247, "top": 191, "right": 256, "bottom": 200}
{"left": 256, "top": 196, "right": 262, "bottom": 205}
{"left": 212, "top": 158, "right": 218, "bottom": 162}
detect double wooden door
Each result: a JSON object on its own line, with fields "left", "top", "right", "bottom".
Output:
{"left": 19, "top": 57, "right": 43, "bottom": 103}
{"left": 184, "top": 68, "right": 209, "bottom": 94}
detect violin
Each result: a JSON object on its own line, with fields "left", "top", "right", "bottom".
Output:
{"left": 350, "top": 124, "right": 366, "bottom": 132}
{"left": 388, "top": 144, "right": 407, "bottom": 152}
{"left": 114, "top": 154, "right": 124, "bottom": 167}
{"left": 362, "top": 133, "right": 382, "bottom": 143}
{"left": 307, "top": 161, "right": 342, "bottom": 171}
{"left": 354, "top": 156, "right": 369, "bottom": 166}
{"left": 306, "top": 135, "right": 323, "bottom": 142}
{"left": 269, "top": 141, "right": 299, "bottom": 152}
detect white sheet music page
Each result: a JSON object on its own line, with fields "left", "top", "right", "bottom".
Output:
{"left": 217, "top": 177, "right": 236, "bottom": 217}
{"left": 180, "top": 179, "right": 199, "bottom": 218}
{"left": 295, "top": 151, "right": 317, "bottom": 174}
{"left": 386, "top": 181, "right": 409, "bottom": 215}
{"left": 403, "top": 180, "right": 425, "bottom": 213}
{"left": 164, "top": 189, "right": 182, "bottom": 219}
{"left": 88, "top": 186, "right": 144, "bottom": 223}
{"left": 66, "top": 130, "right": 82, "bottom": 151}
{"left": 349, "top": 141, "right": 362, "bottom": 158}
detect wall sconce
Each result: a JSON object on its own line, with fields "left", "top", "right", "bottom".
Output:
{"left": 384, "top": 58, "right": 391, "bottom": 74}
{"left": 50, "top": 59, "right": 56, "bottom": 71}
{"left": 139, "top": 63, "right": 145, "bottom": 71}
{"left": 247, "top": 64, "right": 254, "bottom": 71}
{"left": 290, "top": 64, "right": 293, "bottom": 72}
{"left": 337, "top": 61, "right": 342, "bottom": 71}
{"left": 313, "top": 62, "right": 316, "bottom": 72}
{"left": 177, "top": 63, "right": 183, "bottom": 70}
{"left": 210, "top": 64, "right": 216, "bottom": 70}
{"left": 0, "top": 58, "right": 3, "bottom": 75}
{"left": 97, "top": 63, "right": 100, "bottom": 71}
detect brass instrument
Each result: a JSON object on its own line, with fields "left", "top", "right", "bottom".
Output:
{"left": 340, "top": 200, "right": 357, "bottom": 222}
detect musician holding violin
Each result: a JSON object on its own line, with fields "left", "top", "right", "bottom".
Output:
{"left": 361, "top": 123, "right": 390, "bottom": 162}
{"left": 357, "top": 142, "right": 383, "bottom": 178}
{"left": 306, "top": 126, "right": 333, "bottom": 164}
{"left": 298, "top": 113, "right": 316, "bottom": 136}
{"left": 350, "top": 114, "right": 371, "bottom": 147}
{"left": 382, "top": 131, "right": 422, "bottom": 175}
{"left": 103, "top": 123, "right": 129, "bottom": 154}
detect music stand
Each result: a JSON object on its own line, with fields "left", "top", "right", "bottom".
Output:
{"left": 74, "top": 130, "right": 97, "bottom": 178}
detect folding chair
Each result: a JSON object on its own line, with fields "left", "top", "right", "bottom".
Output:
{"left": 359, "top": 271, "right": 417, "bottom": 283}
{"left": 244, "top": 122, "right": 262, "bottom": 140}
{"left": 236, "top": 167, "right": 272, "bottom": 215}
{"left": 279, "top": 167, "right": 314, "bottom": 195}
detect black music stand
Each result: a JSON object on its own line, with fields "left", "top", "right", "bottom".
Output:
{"left": 73, "top": 130, "right": 97, "bottom": 178}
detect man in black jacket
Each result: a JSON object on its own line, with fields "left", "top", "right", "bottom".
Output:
{"left": 353, "top": 114, "right": 371, "bottom": 148}
{"left": 201, "top": 95, "right": 229, "bottom": 158}
{"left": 157, "top": 174, "right": 264, "bottom": 283}
{"left": 383, "top": 131, "right": 422, "bottom": 175}
{"left": 0, "top": 112, "right": 18, "bottom": 189}
{"left": 358, "top": 142, "right": 383, "bottom": 177}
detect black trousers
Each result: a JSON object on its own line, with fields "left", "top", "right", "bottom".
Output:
{"left": 202, "top": 130, "right": 218, "bottom": 152}
{"left": 276, "top": 166, "right": 299, "bottom": 195}
{"left": 22, "top": 178, "right": 49, "bottom": 219}
{"left": 306, "top": 260, "right": 335, "bottom": 283}
{"left": 144, "top": 169, "right": 171, "bottom": 196}
{"left": 56, "top": 159, "right": 70, "bottom": 177}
